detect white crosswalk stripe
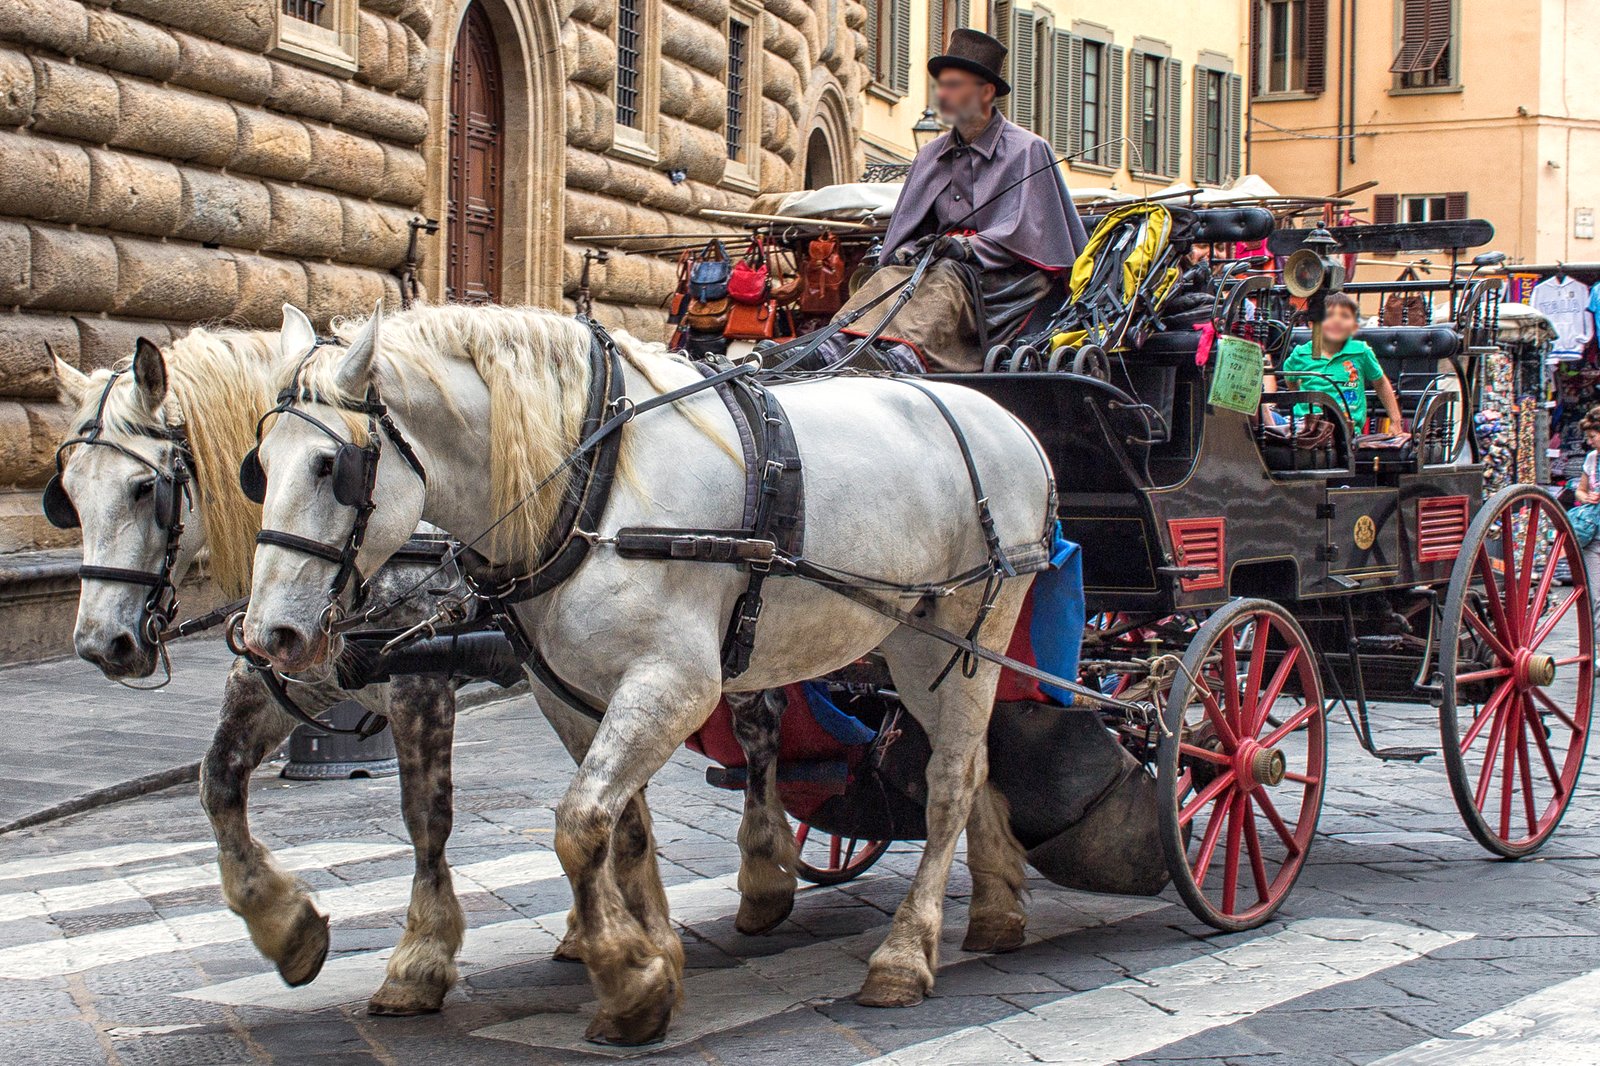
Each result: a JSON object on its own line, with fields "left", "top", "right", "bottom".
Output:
{"left": 858, "top": 918, "right": 1469, "bottom": 1065}
{"left": 0, "top": 841, "right": 408, "bottom": 923}
{"left": 1370, "top": 967, "right": 1600, "bottom": 1064}
{"left": 475, "top": 892, "right": 1170, "bottom": 1056}
{"left": 183, "top": 872, "right": 750, "bottom": 1010}
{"left": 0, "top": 850, "right": 562, "bottom": 980}
{"left": 0, "top": 841, "right": 212, "bottom": 881}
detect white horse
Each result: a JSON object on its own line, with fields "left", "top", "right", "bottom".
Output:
{"left": 51, "top": 334, "right": 473, "bottom": 1015}
{"left": 241, "top": 302, "right": 1057, "bottom": 1043}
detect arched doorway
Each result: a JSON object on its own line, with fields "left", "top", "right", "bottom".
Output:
{"left": 447, "top": 1, "right": 503, "bottom": 303}
{"left": 804, "top": 128, "right": 836, "bottom": 189}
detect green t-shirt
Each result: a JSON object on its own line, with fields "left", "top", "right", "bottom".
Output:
{"left": 1281, "top": 337, "right": 1385, "bottom": 428}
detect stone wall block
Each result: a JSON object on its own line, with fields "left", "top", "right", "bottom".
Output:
{"left": 758, "top": 147, "right": 792, "bottom": 193}
{"left": 340, "top": 199, "right": 410, "bottom": 268}
{"left": 303, "top": 125, "right": 387, "bottom": 199}
{"left": 84, "top": 148, "right": 183, "bottom": 234}
{"left": 765, "top": 14, "right": 809, "bottom": 66}
{"left": 112, "top": 237, "right": 239, "bottom": 320}
{"left": 264, "top": 183, "right": 344, "bottom": 259}
{"left": 28, "top": 226, "right": 117, "bottom": 312}
{"left": 113, "top": 0, "right": 274, "bottom": 54}
{"left": 401, "top": 24, "right": 426, "bottom": 99}
{"left": 339, "top": 81, "right": 428, "bottom": 145}
{"left": 0, "top": 132, "right": 90, "bottom": 223}
{"left": 114, "top": 78, "right": 238, "bottom": 166}
{"left": 564, "top": 19, "right": 615, "bottom": 91}
{"left": 0, "top": 0, "right": 88, "bottom": 59}
{"left": 75, "top": 315, "right": 172, "bottom": 371}
{"left": 588, "top": 249, "right": 678, "bottom": 306}
{"left": 0, "top": 47, "right": 36, "bottom": 127}
{"left": 266, "top": 59, "right": 343, "bottom": 125}
{"left": 587, "top": 299, "right": 667, "bottom": 343}
{"left": 231, "top": 106, "right": 312, "bottom": 182}
{"left": 390, "top": 0, "right": 432, "bottom": 39}
{"left": 568, "top": 0, "right": 614, "bottom": 30}
{"left": 377, "top": 142, "right": 426, "bottom": 205}
{"left": 232, "top": 253, "right": 309, "bottom": 327}
{"left": 565, "top": 86, "right": 614, "bottom": 152}
{"left": 0, "top": 313, "right": 76, "bottom": 401}
{"left": 673, "top": 0, "right": 730, "bottom": 28}
{"left": 660, "top": 58, "right": 722, "bottom": 128}
{"left": 658, "top": 117, "right": 726, "bottom": 185}
{"left": 761, "top": 99, "right": 797, "bottom": 158}
{"left": 0, "top": 222, "right": 31, "bottom": 306}
{"left": 302, "top": 262, "right": 387, "bottom": 326}
{"left": 81, "top": 9, "right": 178, "bottom": 80}
{"left": 170, "top": 31, "right": 273, "bottom": 104}
{"left": 564, "top": 188, "right": 670, "bottom": 242}
{"left": 0, "top": 398, "right": 66, "bottom": 486}
{"left": 356, "top": 11, "right": 408, "bottom": 93}
{"left": 29, "top": 58, "right": 119, "bottom": 144}
{"left": 660, "top": 8, "right": 725, "bottom": 78}
{"left": 175, "top": 169, "right": 271, "bottom": 248}
{"left": 762, "top": 54, "right": 802, "bottom": 110}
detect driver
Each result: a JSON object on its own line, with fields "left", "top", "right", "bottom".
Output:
{"left": 805, "top": 30, "right": 1088, "bottom": 373}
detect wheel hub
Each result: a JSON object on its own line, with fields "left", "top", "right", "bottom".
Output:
{"left": 1515, "top": 649, "right": 1557, "bottom": 688}
{"left": 1234, "top": 741, "right": 1287, "bottom": 788}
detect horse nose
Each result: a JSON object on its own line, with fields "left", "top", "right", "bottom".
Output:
{"left": 77, "top": 629, "right": 139, "bottom": 674}
{"left": 248, "top": 624, "right": 310, "bottom": 667}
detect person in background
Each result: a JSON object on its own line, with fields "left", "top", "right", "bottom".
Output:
{"left": 1572, "top": 407, "right": 1600, "bottom": 624}
{"left": 1279, "top": 292, "right": 1406, "bottom": 437}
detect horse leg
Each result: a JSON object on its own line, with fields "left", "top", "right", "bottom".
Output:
{"left": 367, "top": 676, "right": 464, "bottom": 1016}
{"left": 201, "top": 661, "right": 327, "bottom": 986}
{"left": 529, "top": 693, "right": 601, "bottom": 963}
{"left": 554, "top": 669, "right": 718, "bottom": 1046}
{"left": 726, "top": 689, "right": 797, "bottom": 935}
{"left": 857, "top": 585, "right": 1029, "bottom": 1007}
{"left": 608, "top": 788, "right": 683, "bottom": 987}
{"left": 960, "top": 782, "right": 1028, "bottom": 954}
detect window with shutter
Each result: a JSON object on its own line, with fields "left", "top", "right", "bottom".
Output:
{"left": 1224, "top": 73, "right": 1243, "bottom": 180}
{"left": 1106, "top": 45, "right": 1125, "bottom": 169}
{"left": 1445, "top": 191, "right": 1468, "bottom": 219}
{"left": 1304, "top": 0, "right": 1327, "bottom": 94}
{"left": 1373, "top": 194, "right": 1399, "bottom": 224}
{"left": 1052, "top": 31, "right": 1076, "bottom": 157}
{"left": 1194, "top": 70, "right": 1215, "bottom": 184}
{"left": 1129, "top": 50, "right": 1149, "bottom": 172}
{"left": 1006, "top": 7, "right": 1037, "bottom": 132}
{"left": 1163, "top": 58, "right": 1183, "bottom": 178}
{"left": 891, "top": 0, "right": 912, "bottom": 95}
{"left": 865, "top": 0, "right": 879, "bottom": 79}
{"left": 1256, "top": 0, "right": 1319, "bottom": 96}
{"left": 1249, "top": 0, "right": 1262, "bottom": 96}
{"left": 1392, "top": 0, "right": 1455, "bottom": 87}
{"left": 1032, "top": 13, "right": 1053, "bottom": 139}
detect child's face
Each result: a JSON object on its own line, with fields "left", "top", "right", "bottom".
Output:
{"left": 1320, "top": 303, "right": 1357, "bottom": 347}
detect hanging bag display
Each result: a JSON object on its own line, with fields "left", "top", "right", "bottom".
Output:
{"left": 728, "top": 238, "right": 771, "bottom": 305}
{"left": 685, "top": 296, "right": 731, "bottom": 333}
{"left": 689, "top": 240, "right": 732, "bottom": 302}
{"left": 1381, "top": 266, "right": 1430, "bottom": 326}
{"left": 800, "top": 232, "right": 846, "bottom": 316}
{"left": 725, "top": 299, "right": 778, "bottom": 340}
{"left": 665, "top": 250, "right": 695, "bottom": 325}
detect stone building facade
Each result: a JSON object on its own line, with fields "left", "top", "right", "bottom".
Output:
{"left": 0, "top": 0, "right": 870, "bottom": 657}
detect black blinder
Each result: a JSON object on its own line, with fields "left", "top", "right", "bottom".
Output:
{"left": 42, "top": 472, "right": 80, "bottom": 529}
{"left": 332, "top": 443, "right": 375, "bottom": 507}
{"left": 153, "top": 473, "right": 180, "bottom": 531}
{"left": 239, "top": 448, "right": 267, "bottom": 504}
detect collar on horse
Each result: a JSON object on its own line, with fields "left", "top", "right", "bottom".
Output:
{"left": 238, "top": 337, "right": 429, "bottom": 631}
{"left": 43, "top": 367, "right": 195, "bottom": 649}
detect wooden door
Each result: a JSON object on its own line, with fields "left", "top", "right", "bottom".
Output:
{"left": 447, "top": 2, "right": 503, "bottom": 304}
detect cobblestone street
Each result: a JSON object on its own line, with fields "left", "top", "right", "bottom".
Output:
{"left": 2, "top": 646, "right": 1599, "bottom": 1066}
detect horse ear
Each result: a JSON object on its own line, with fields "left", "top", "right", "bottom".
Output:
{"left": 280, "top": 303, "right": 317, "bottom": 362}
{"left": 54, "top": 354, "right": 92, "bottom": 404}
{"left": 335, "top": 301, "right": 383, "bottom": 396}
{"left": 132, "top": 337, "right": 168, "bottom": 412}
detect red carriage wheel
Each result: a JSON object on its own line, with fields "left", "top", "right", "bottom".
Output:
{"left": 1157, "top": 599, "right": 1327, "bottom": 931}
{"left": 1439, "top": 486, "right": 1594, "bottom": 858}
{"left": 793, "top": 822, "right": 890, "bottom": 885}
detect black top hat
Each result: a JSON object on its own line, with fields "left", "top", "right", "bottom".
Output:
{"left": 928, "top": 28, "right": 1011, "bottom": 97}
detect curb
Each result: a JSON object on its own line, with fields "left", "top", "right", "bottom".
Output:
{"left": 0, "top": 680, "right": 531, "bottom": 836}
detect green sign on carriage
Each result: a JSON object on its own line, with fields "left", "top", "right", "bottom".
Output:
{"left": 1207, "top": 334, "right": 1265, "bottom": 415}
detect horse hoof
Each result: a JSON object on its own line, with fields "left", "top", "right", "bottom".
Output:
{"left": 735, "top": 892, "right": 795, "bottom": 936}
{"left": 277, "top": 905, "right": 330, "bottom": 988}
{"left": 855, "top": 963, "right": 930, "bottom": 1008}
{"left": 583, "top": 996, "right": 675, "bottom": 1047}
{"left": 367, "top": 979, "right": 445, "bottom": 1017}
{"left": 962, "top": 914, "right": 1026, "bottom": 954}
{"left": 552, "top": 936, "right": 585, "bottom": 964}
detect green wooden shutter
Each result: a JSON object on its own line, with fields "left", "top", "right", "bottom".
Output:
{"left": 891, "top": 0, "right": 912, "bottom": 95}
{"left": 1052, "top": 31, "right": 1075, "bottom": 156}
{"left": 958, "top": 0, "right": 970, "bottom": 29}
{"left": 1193, "top": 71, "right": 1210, "bottom": 183}
{"left": 1225, "top": 73, "right": 1243, "bottom": 180}
{"left": 1128, "top": 49, "right": 1146, "bottom": 172}
{"left": 866, "top": 0, "right": 880, "bottom": 81}
{"left": 1009, "top": 7, "right": 1036, "bottom": 132}
{"left": 1164, "top": 58, "right": 1183, "bottom": 178}
{"left": 1106, "top": 45, "right": 1125, "bottom": 170}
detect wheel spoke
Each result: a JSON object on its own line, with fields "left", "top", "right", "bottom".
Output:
{"left": 1515, "top": 700, "right": 1540, "bottom": 837}
{"left": 843, "top": 837, "right": 859, "bottom": 867}
{"left": 1178, "top": 742, "right": 1230, "bottom": 765}
{"left": 1529, "top": 590, "right": 1582, "bottom": 651}
{"left": 1461, "top": 677, "right": 1516, "bottom": 753}
{"left": 1220, "top": 627, "right": 1242, "bottom": 728}
{"left": 1281, "top": 771, "right": 1321, "bottom": 786}
{"left": 1530, "top": 685, "right": 1585, "bottom": 737}
{"left": 1261, "top": 702, "right": 1320, "bottom": 749}
{"left": 1460, "top": 604, "right": 1515, "bottom": 665}
{"left": 1527, "top": 698, "right": 1569, "bottom": 800}
{"left": 1241, "top": 620, "right": 1270, "bottom": 736}
{"left": 1555, "top": 654, "right": 1592, "bottom": 667}
{"left": 1474, "top": 548, "right": 1516, "bottom": 652}
{"left": 1528, "top": 528, "right": 1568, "bottom": 631}
{"left": 1454, "top": 666, "right": 1512, "bottom": 685}
{"left": 1253, "top": 646, "right": 1303, "bottom": 737}
{"left": 1180, "top": 769, "right": 1238, "bottom": 826}
{"left": 1192, "top": 678, "right": 1241, "bottom": 751}
{"left": 1498, "top": 697, "right": 1520, "bottom": 839}
{"left": 1512, "top": 504, "right": 1540, "bottom": 639}
{"left": 1221, "top": 792, "right": 1245, "bottom": 915}
{"left": 1252, "top": 788, "right": 1304, "bottom": 857}
{"left": 829, "top": 834, "right": 841, "bottom": 868}
{"left": 1243, "top": 797, "right": 1272, "bottom": 905}
{"left": 1191, "top": 792, "right": 1230, "bottom": 889}
{"left": 1474, "top": 699, "right": 1512, "bottom": 811}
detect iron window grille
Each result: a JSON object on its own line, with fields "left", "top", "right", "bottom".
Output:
{"left": 281, "top": 0, "right": 328, "bottom": 25}
{"left": 726, "top": 19, "right": 748, "bottom": 161}
{"left": 616, "top": 0, "right": 643, "bottom": 129}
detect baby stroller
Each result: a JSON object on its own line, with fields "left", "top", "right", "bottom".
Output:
{"left": 985, "top": 202, "right": 1190, "bottom": 375}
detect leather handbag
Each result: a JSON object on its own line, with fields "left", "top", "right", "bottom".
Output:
{"left": 728, "top": 239, "right": 771, "bottom": 305}
{"left": 725, "top": 300, "right": 778, "bottom": 340}
{"left": 689, "top": 240, "right": 732, "bottom": 302}
{"left": 1381, "top": 267, "right": 1430, "bottom": 326}
{"left": 800, "top": 232, "right": 845, "bottom": 315}
{"left": 665, "top": 250, "right": 695, "bottom": 324}
{"left": 685, "top": 296, "right": 731, "bottom": 333}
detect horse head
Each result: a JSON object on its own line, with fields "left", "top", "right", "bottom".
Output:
{"left": 50, "top": 338, "right": 200, "bottom": 679}
{"left": 241, "top": 303, "right": 429, "bottom": 672}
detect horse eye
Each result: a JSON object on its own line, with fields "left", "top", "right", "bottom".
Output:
{"left": 316, "top": 455, "right": 335, "bottom": 478}
{"left": 132, "top": 480, "right": 154, "bottom": 500}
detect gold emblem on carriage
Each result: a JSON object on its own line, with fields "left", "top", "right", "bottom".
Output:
{"left": 1353, "top": 515, "right": 1376, "bottom": 551}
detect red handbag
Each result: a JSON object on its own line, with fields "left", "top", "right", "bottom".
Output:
{"left": 800, "top": 233, "right": 845, "bottom": 315}
{"left": 725, "top": 300, "right": 778, "bottom": 340}
{"left": 728, "top": 239, "right": 771, "bottom": 305}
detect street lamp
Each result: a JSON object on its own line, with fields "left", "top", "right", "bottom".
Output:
{"left": 911, "top": 107, "right": 942, "bottom": 151}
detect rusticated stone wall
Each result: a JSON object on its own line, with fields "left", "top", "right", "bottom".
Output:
{"left": 0, "top": 0, "right": 430, "bottom": 496}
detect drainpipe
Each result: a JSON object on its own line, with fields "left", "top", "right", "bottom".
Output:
{"left": 1348, "top": 0, "right": 1358, "bottom": 167}
{"left": 1335, "top": 0, "right": 1346, "bottom": 192}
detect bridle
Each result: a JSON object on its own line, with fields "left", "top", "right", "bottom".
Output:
{"left": 237, "top": 342, "right": 428, "bottom": 635}
{"left": 43, "top": 367, "right": 194, "bottom": 653}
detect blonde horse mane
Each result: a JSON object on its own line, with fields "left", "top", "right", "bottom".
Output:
{"left": 295, "top": 304, "right": 738, "bottom": 566}
{"left": 69, "top": 329, "right": 280, "bottom": 596}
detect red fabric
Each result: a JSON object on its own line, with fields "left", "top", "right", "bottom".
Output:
{"left": 1193, "top": 320, "right": 1218, "bottom": 367}
{"left": 994, "top": 586, "right": 1044, "bottom": 702}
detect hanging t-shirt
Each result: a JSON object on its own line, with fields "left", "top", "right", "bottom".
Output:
{"left": 1530, "top": 275, "right": 1594, "bottom": 355}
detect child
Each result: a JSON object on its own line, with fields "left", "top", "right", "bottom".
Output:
{"left": 1277, "top": 292, "right": 1406, "bottom": 436}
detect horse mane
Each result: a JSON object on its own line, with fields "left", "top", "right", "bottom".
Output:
{"left": 71, "top": 328, "right": 280, "bottom": 596}
{"left": 299, "top": 303, "right": 738, "bottom": 566}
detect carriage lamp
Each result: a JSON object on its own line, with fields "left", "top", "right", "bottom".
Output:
{"left": 1284, "top": 224, "right": 1347, "bottom": 307}
{"left": 912, "top": 108, "right": 942, "bottom": 150}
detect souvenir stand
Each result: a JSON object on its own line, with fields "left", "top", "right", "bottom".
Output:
{"left": 1474, "top": 302, "right": 1556, "bottom": 495}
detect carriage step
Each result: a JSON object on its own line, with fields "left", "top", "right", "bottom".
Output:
{"left": 1372, "top": 746, "right": 1435, "bottom": 763}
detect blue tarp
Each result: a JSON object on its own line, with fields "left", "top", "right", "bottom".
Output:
{"left": 1031, "top": 528, "right": 1086, "bottom": 705}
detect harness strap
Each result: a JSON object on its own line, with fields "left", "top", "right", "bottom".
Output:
{"left": 255, "top": 529, "right": 350, "bottom": 567}
{"left": 256, "top": 666, "right": 389, "bottom": 739}
{"left": 78, "top": 565, "right": 168, "bottom": 588}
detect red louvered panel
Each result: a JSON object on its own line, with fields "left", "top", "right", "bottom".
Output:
{"left": 1168, "top": 518, "right": 1226, "bottom": 592}
{"left": 1417, "top": 495, "right": 1469, "bottom": 563}
{"left": 1304, "top": 0, "right": 1328, "bottom": 95}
